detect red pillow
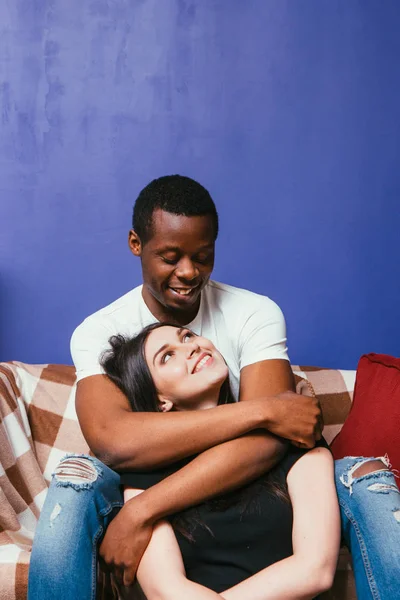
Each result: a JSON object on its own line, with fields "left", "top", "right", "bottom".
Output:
{"left": 331, "top": 353, "right": 400, "bottom": 473}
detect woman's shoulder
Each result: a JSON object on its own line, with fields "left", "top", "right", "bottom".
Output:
{"left": 276, "top": 438, "right": 331, "bottom": 479}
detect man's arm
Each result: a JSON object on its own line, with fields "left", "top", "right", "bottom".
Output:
{"left": 76, "top": 375, "right": 271, "bottom": 469}
{"left": 239, "top": 358, "right": 296, "bottom": 400}
{"left": 100, "top": 430, "right": 287, "bottom": 585}
{"left": 76, "top": 367, "right": 320, "bottom": 470}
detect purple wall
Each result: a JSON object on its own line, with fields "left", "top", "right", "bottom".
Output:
{"left": 1, "top": 0, "right": 400, "bottom": 368}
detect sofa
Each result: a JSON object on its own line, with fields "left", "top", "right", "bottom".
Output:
{"left": 0, "top": 361, "right": 357, "bottom": 600}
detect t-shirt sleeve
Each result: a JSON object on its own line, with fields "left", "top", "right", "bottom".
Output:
{"left": 278, "top": 437, "right": 330, "bottom": 477}
{"left": 70, "top": 317, "right": 114, "bottom": 382}
{"left": 120, "top": 456, "right": 194, "bottom": 489}
{"left": 238, "top": 297, "right": 289, "bottom": 370}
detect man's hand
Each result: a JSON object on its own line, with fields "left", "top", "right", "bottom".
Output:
{"left": 239, "top": 359, "right": 322, "bottom": 449}
{"left": 263, "top": 391, "right": 323, "bottom": 448}
{"left": 99, "top": 497, "right": 153, "bottom": 586}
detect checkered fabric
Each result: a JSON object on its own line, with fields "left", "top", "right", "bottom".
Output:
{"left": 292, "top": 366, "right": 356, "bottom": 445}
{"left": 0, "top": 362, "right": 89, "bottom": 600}
{"left": 0, "top": 361, "right": 356, "bottom": 600}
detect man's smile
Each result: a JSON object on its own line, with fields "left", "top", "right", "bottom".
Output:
{"left": 168, "top": 284, "right": 201, "bottom": 299}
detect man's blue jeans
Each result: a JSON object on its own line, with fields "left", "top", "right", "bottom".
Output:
{"left": 334, "top": 455, "right": 400, "bottom": 599}
{"left": 27, "top": 454, "right": 400, "bottom": 600}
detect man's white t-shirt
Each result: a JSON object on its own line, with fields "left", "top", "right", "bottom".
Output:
{"left": 70, "top": 280, "right": 289, "bottom": 400}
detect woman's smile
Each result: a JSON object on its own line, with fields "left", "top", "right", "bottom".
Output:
{"left": 144, "top": 325, "right": 228, "bottom": 411}
{"left": 192, "top": 353, "right": 214, "bottom": 373}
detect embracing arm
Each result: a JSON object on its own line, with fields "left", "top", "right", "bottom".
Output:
{"left": 130, "top": 360, "right": 320, "bottom": 525}
{"left": 76, "top": 361, "right": 320, "bottom": 470}
{"left": 76, "top": 375, "right": 261, "bottom": 469}
{"left": 76, "top": 370, "right": 283, "bottom": 470}
{"left": 100, "top": 430, "right": 287, "bottom": 585}
{"left": 78, "top": 360, "right": 321, "bottom": 470}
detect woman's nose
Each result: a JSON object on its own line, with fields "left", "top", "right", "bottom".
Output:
{"left": 186, "top": 340, "right": 200, "bottom": 357}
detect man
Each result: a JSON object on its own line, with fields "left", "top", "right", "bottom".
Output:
{"left": 28, "top": 175, "right": 400, "bottom": 600}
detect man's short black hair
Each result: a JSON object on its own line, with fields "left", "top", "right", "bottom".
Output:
{"left": 132, "top": 175, "right": 219, "bottom": 244}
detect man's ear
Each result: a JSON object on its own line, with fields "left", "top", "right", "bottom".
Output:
{"left": 128, "top": 230, "right": 142, "bottom": 257}
{"left": 159, "top": 398, "right": 174, "bottom": 413}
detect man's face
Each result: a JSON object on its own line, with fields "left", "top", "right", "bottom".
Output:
{"left": 129, "top": 209, "right": 215, "bottom": 322}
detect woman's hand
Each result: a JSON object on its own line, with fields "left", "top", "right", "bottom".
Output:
{"left": 99, "top": 494, "right": 153, "bottom": 586}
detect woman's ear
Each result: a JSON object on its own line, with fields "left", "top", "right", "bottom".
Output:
{"left": 159, "top": 398, "right": 174, "bottom": 413}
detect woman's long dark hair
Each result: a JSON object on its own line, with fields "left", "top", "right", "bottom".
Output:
{"left": 101, "top": 322, "right": 289, "bottom": 542}
{"left": 101, "top": 322, "right": 235, "bottom": 412}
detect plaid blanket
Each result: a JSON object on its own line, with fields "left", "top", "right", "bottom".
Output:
{"left": 293, "top": 366, "right": 356, "bottom": 445}
{"left": 0, "top": 362, "right": 89, "bottom": 600}
{"left": 0, "top": 361, "right": 356, "bottom": 600}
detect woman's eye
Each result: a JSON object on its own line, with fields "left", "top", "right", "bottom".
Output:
{"left": 161, "top": 352, "right": 173, "bottom": 364}
{"left": 182, "top": 332, "right": 193, "bottom": 342}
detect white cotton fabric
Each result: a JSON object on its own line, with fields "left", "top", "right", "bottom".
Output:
{"left": 70, "top": 280, "right": 289, "bottom": 400}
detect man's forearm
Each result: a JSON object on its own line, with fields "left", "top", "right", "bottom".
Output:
{"left": 124, "top": 431, "right": 287, "bottom": 524}
{"left": 79, "top": 374, "right": 320, "bottom": 470}
{"left": 102, "top": 399, "right": 274, "bottom": 470}
{"left": 100, "top": 429, "right": 289, "bottom": 584}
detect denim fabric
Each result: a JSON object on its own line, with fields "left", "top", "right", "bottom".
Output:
{"left": 28, "top": 454, "right": 400, "bottom": 600}
{"left": 28, "top": 455, "right": 123, "bottom": 600}
{"left": 335, "top": 456, "right": 400, "bottom": 600}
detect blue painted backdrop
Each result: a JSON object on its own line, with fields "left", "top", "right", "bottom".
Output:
{"left": 1, "top": 0, "right": 400, "bottom": 368}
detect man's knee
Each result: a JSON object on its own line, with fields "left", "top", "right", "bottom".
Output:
{"left": 53, "top": 454, "right": 102, "bottom": 489}
{"left": 52, "top": 454, "right": 121, "bottom": 494}
{"left": 352, "top": 459, "right": 390, "bottom": 479}
{"left": 335, "top": 455, "right": 398, "bottom": 496}
{"left": 46, "top": 453, "right": 123, "bottom": 517}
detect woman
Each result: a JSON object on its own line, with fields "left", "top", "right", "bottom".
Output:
{"left": 102, "top": 322, "right": 340, "bottom": 600}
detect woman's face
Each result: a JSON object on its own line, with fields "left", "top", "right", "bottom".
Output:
{"left": 144, "top": 326, "right": 229, "bottom": 411}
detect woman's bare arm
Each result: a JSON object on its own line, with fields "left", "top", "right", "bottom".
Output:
{"left": 123, "top": 489, "right": 222, "bottom": 600}
{"left": 221, "top": 447, "right": 341, "bottom": 600}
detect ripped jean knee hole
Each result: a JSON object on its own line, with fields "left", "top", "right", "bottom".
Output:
{"left": 338, "top": 455, "right": 397, "bottom": 495}
{"left": 53, "top": 454, "right": 102, "bottom": 490}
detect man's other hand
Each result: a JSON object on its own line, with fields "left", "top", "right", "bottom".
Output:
{"left": 99, "top": 498, "right": 153, "bottom": 587}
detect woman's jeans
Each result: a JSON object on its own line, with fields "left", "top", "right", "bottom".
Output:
{"left": 27, "top": 454, "right": 400, "bottom": 600}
